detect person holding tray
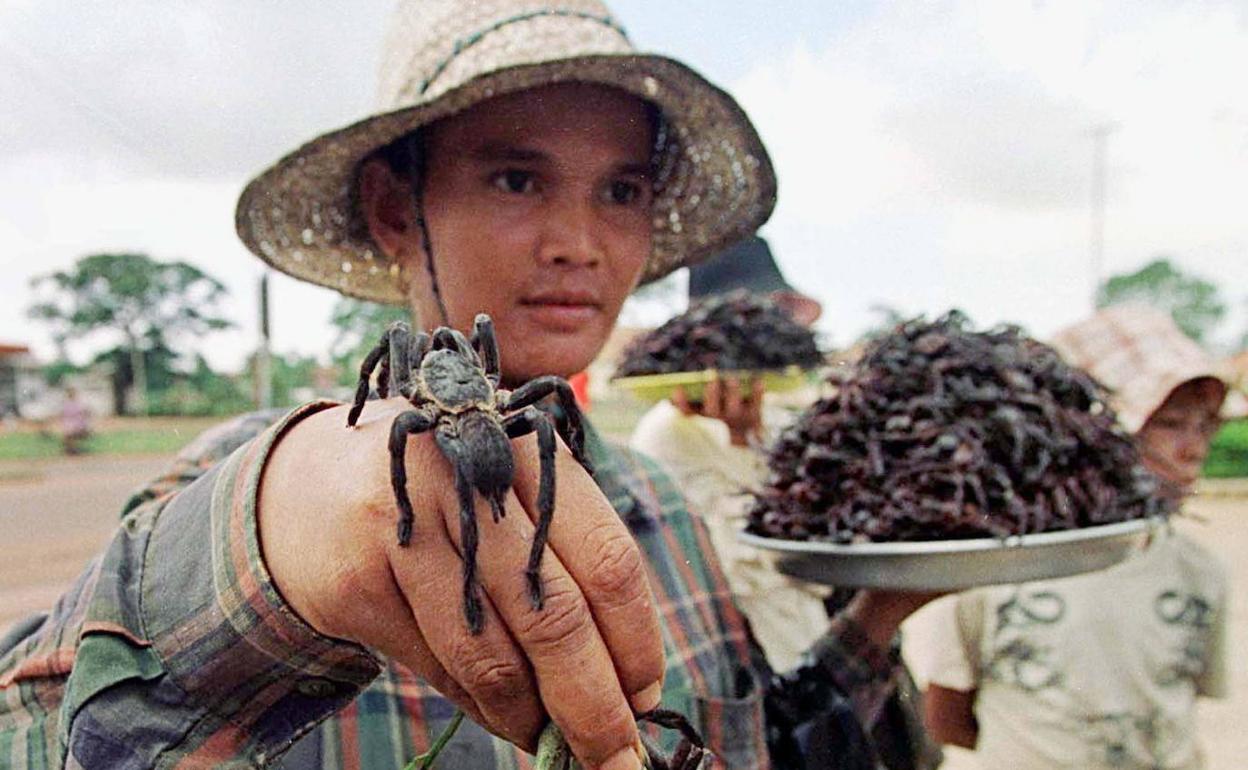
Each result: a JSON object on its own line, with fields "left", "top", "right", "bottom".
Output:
{"left": 629, "top": 235, "right": 943, "bottom": 770}
{"left": 914, "top": 303, "right": 1239, "bottom": 770}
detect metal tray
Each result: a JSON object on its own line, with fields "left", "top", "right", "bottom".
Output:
{"left": 736, "top": 519, "right": 1159, "bottom": 590}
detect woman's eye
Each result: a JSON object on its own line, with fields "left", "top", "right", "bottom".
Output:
{"left": 491, "top": 170, "right": 535, "bottom": 194}
{"left": 605, "top": 179, "right": 647, "bottom": 206}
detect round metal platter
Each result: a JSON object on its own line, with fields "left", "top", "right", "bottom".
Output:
{"left": 736, "top": 519, "right": 1160, "bottom": 590}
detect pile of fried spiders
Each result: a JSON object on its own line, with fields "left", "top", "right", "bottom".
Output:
{"left": 348, "top": 313, "right": 710, "bottom": 770}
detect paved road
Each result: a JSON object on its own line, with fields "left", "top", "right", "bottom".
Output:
{"left": 0, "top": 454, "right": 170, "bottom": 629}
{"left": 1, "top": 457, "right": 1243, "bottom": 767}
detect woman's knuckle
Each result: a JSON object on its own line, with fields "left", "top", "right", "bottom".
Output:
{"left": 450, "top": 641, "right": 526, "bottom": 697}
{"left": 585, "top": 532, "right": 646, "bottom": 599}
{"left": 517, "top": 579, "right": 592, "bottom": 648}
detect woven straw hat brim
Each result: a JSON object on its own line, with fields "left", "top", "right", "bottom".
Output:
{"left": 235, "top": 54, "right": 777, "bottom": 306}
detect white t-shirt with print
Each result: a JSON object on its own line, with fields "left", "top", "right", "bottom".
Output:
{"left": 910, "top": 529, "right": 1228, "bottom": 770}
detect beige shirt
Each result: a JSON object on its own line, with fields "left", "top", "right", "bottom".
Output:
{"left": 909, "top": 530, "right": 1229, "bottom": 770}
{"left": 629, "top": 399, "right": 830, "bottom": 671}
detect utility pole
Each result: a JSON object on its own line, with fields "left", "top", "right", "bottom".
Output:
{"left": 1088, "top": 123, "right": 1117, "bottom": 311}
{"left": 256, "top": 272, "right": 273, "bottom": 409}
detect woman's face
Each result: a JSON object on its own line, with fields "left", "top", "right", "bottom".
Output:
{"left": 1135, "top": 378, "right": 1225, "bottom": 490}
{"left": 396, "top": 83, "right": 655, "bottom": 384}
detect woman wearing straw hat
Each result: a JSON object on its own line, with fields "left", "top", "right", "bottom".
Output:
{"left": 0, "top": 2, "right": 922, "bottom": 769}
{"left": 914, "top": 304, "right": 1238, "bottom": 770}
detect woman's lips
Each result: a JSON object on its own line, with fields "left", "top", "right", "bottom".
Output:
{"left": 519, "top": 300, "right": 601, "bottom": 331}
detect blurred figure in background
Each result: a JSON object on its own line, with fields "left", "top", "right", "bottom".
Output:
{"left": 58, "top": 386, "right": 91, "bottom": 455}
{"left": 915, "top": 303, "right": 1240, "bottom": 770}
{"left": 630, "top": 234, "right": 943, "bottom": 770}
{"left": 630, "top": 234, "right": 827, "bottom": 669}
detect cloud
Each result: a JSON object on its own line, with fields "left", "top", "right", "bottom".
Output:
{"left": 729, "top": 0, "right": 1248, "bottom": 344}
{"left": 0, "top": 0, "right": 391, "bottom": 181}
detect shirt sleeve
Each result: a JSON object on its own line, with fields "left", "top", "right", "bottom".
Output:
{"left": 906, "top": 593, "right": 983, "bottom": 693}
{"left": 0, "top": 401, "right": 381, "bottom": 769}
{"left": 809, "top": 614, "right": 906, "bottom": 727}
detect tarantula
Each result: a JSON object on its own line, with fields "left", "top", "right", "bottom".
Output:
{"left": 347, "top": 314, "right": 590, "bottom": 634}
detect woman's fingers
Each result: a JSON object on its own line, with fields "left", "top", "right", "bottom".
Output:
{"left": 670, "top": 386, "right": 697, "bottom": 416}
{"left": 438, "top": 465, "right": 650, "bottom": 770}
{"left": 384, "top": 506, "right": 546, "bottom": 750}
{"left": 259, "top": 398, "right": 653, "bottom": 769}
{"left": 509, "top": 437, "right": 666, "bottom": 711}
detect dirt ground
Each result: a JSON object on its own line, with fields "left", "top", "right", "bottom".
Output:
{"left": 0, "top": 455, "right": 1243, "bottom": 767}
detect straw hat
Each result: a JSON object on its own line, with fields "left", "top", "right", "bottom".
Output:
{"left": 235, "top": 0, "right": 777, "bottom": 306}
{"left": 1050, "top": 303, "right": 1247, "bottom": 432}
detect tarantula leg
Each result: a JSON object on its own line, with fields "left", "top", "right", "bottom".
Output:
{"left": 348, "top": 337, "right": 389, "bottom": 426}
{"left": 388, "top": 409, "right": 436, "bottom": 546}
{"left": 455, "top": 462, "right": 485, "bottom": 634}
{"left": 348, "top": 321, "right": 413, "bottom": 426}
{"left": 470, "top": 313, "right": 501, "bottom": 387}
{"left": 638, "top": 709, "right": 705, "bottom": 748}
{"left": 504, "top": 406, "right": 556, "bottom": 609}
{"left": 637, "top": 709, "right": 709, "bottom": 770}
{"left": 431, "top": 326, "right": 475, "bottom": 356}
{"left": 398, "top": 331, "right": 431, "bottom": 400}
{"left": 435, "top": 428, "right": 486, "bottom": 634}
{"left": 381, "top": 322, "right": 415, "bottom": 400}
{"left": 504, "top": 376, "right": 591, "bottom": 472}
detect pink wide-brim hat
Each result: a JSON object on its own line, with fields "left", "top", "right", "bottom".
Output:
{"left": 1050, "top": 303, "right": 1247, "bottom": 432}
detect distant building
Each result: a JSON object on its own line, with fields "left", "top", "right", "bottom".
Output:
{"left": 0, "top": 343, "right": 114, "bottom": 421}
{"left": 0, "top": 343, "right": 40, "bottom": 418}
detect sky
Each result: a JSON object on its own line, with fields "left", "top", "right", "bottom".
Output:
{"left": 2, "top": 0, "right": 1246, "bottom": 372}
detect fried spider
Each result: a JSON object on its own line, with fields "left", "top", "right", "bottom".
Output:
{"left": 347, "top": 314, "right": 590, "bottom": 634}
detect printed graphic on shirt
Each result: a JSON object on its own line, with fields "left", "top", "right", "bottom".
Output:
{"left": 1153, "top": 590, "right": 1213, "bottom": 687}
{"left": 980, "top": 585, "right": 1214, "bottom": 769}
{"left": 983, "top": 588, "right": 1065, "bottom": 692}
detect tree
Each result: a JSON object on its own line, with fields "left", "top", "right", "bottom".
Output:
{"left": 27, "top": 253, "right": 235, "bottom": 414}
{"left": 91, "top": 337, "right": 180, "bottom": 415}
{"left": 1097, "top": 258, "right": 1225, "bottom": 343}
{"left": 328, "top": 297, "right": 411, "bottom": 385}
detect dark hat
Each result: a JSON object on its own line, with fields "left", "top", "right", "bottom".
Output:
{"left": 688, "top": 235, "right": 793, "bottom": 299}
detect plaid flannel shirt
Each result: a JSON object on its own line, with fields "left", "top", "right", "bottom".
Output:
{"left": 0, "top": 401, "right": 896, "bottom": 769}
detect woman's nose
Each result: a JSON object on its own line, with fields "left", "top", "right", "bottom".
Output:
{"left": 537, "top": 196, "right": 605, "bottom": 268}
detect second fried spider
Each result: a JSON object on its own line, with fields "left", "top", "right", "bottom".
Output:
{"left": 347, "top": 314, "right": 590, "bottom": 634}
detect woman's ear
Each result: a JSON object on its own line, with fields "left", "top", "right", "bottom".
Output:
{"left": 358, "top": 156, "right": 420, "bottom": 259}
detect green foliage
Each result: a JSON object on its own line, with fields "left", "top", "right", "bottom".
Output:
{"left": 243, "top": 351, "right": 323, "bottom": 407}
{"left": 41, "top": 359, "right": 83, "bottom": 387}
{"left": 0, "top": 419, "right": 217, "bottom": 460}
{"left": 1097, "top": 258, "right": 1225, "bottom": 343}
{"left": 1204, "top": 418, "right": 1248, "bottom": 478}
{"left": 91, "top": 339, "right": 182, "bottom": 415}
{"left": 270, "top": 352, "right": 320, "bottom": 406}
{"left": 328, "top": 298, "right": 411, "bottom": 385}
{"left": 27, "top": 253, "right": 237, "bottom": 414}
{"left": 146, "top": 355, "right": 252, "bottom": 416}
{"left": 28, "top": 253, "right": 234, "bottom": 347}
